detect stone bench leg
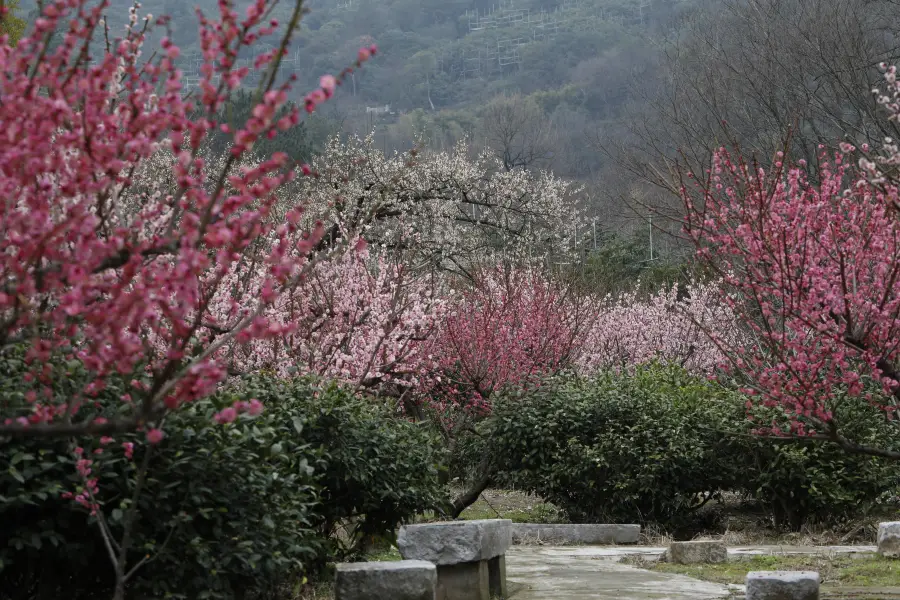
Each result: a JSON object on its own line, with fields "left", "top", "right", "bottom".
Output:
{"left": 488, "top": 555, "right": 507, "bottom": 598}
{"left": 436, "top": 560, "right": 489, "bottom": 600}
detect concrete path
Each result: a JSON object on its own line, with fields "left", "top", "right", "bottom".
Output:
{"left": 506, "top": 546, "right": 734, "bottom": 599}
{"left": 513, "top": 544, "right": 876, "bottom": 561}
{"left": 505, "top": 545, "right": 879, "bottom": 600}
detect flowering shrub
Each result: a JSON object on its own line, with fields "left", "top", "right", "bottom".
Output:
{"left": 430, "top": 266, "right": 591, "bottom": 414}
{"left": 0, "top": 1, "right": 385, "bottom": 596}
{"left": 228, "top": 246, "right": 444, "bottom": 394}
{"left": 0, "top": 0, "right": 375, "bottom": 441}
{"left": 681, "top": 135, "right": 900, "bottom": 456}
{"left": 577, "top": 281, "right": 738, "bottom": 376}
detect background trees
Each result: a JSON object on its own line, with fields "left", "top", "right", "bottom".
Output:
{"left": 0, "top": 0, "right": 26, "bottom": 44}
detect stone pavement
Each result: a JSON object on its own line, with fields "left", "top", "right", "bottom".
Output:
{"left": 505, "top": 545, "right": 882, "bottom": 600}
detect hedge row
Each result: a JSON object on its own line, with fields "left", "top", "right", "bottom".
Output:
{"left": 483, "top": 364, "right": 900, "bottom": 531}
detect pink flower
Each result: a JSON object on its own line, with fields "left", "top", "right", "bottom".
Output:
{"left": 247, "top": 398, "right": 264, "bottom": 416}
{"left": 146, "top": 429, "right": 164, "bottom": 444}
{"left": 319, "top": 74, "right": 337, "bottom": 96}
{"left": 214, "top": 406, "right": 237, "bottom": 424}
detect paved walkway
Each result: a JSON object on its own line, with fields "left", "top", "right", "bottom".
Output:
{"left": 505, "top": 545, "right": 879, "bottom": 600}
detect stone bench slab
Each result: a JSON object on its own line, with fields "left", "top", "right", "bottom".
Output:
{"left": 746, "top": 571, "right": 819, "bottom": 600}
{"left": 511, "top": 523, "right": 640, "bottom": 545}
{"left": 668, "top": 540, "right": 727, "bottom": 564}
{"left": 398, "top": 519, "right": 512, "bottom": 565}
{"left": 335, "top": 560, "right": 436, "bottom": 600}
{"left": 879, "top": 521, "right": 900, "bottom": 558}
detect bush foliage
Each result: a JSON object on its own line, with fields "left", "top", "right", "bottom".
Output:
{"left": 487, "top": 364, "right": 900, "bottom": 531}
{"left": 0, "top": 355, "right": 443, "bottom": 599}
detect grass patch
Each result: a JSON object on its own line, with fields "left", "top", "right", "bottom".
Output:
{"left": 365, "top": 545, "right": 403, "bottom": 562}
{"left": 457, "top": 489, "right": 565, "bottom": 523}
{"left": 651, "top": 555, "right": 900, "bottom": 587}
{"left": 295, "top": 579, "right": 334, "bottom": 600}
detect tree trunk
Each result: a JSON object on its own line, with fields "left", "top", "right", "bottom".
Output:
{"left": 450, "top": 473, "right": 492, "bottom": 519}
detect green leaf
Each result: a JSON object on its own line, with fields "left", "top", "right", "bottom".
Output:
{"left": 8, "top": 468, "right": 24, "bottom": 484}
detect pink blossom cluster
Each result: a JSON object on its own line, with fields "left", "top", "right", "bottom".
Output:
{"left": 0, "top": 0, "right": 376, "bottom": 437}
{"left": 304, "top": 44, "right": 376, "bottom": 113}
{"left": 681, "top": 142, "right": 900, "bottom": 435}
{"left": 577, "top": 281, "right": 737, "bottom": 375}
{"left": 224, "top": 245, "right": 444, "bottom": 391}
{"left": 430, "top": 267, "right": 590, "bottom": 412}
{"left": 60, "top": 447, "right": 100, "bottom": 514}
{"left": 213, "top": 398, "right": 264, "bottom": 424}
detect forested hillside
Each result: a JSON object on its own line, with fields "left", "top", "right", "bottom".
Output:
{"left": 16, "top": 0, "right": 900, "bottom": 241}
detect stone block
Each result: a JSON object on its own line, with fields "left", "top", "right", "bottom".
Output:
{"left": 488, "top": 555, "right": 507, "bottom": 598}
{"left": 398, "top": 519, "right": 512, "bottom": 565}
{"left": 435, "top": 561, "right": 490, "bottom": 600}
{"left": 878, "top": 521, "right": 900, "bottom": 558}
{"left": 745, "top": 571, "right": 819, "bottom": 600}
{"left": 510, "top": 523, "right": 640, "bottom": 545}
{"left": 668, "top": 540, "right": 727, "bottom": 564}
{"left": 335, "top": 560, "right": 436, "bottom": 600}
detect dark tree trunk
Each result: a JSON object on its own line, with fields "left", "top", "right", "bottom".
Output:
{"left": 450, "top": 473, "right": 492, "bottom": 519}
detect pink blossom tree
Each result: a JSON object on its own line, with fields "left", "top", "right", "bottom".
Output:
{"left": 0, "top": 0, "right": 376, "bottom": 442}
{"left": 428, "top": 265, "right": 593, "bottom": 515}
{"left": 226, "top": 244, "right": 445, "bottom": 402}
{"left": 577, "top": 281, "right": 739, "bottom": 376}
{"left": 434, "top": 266, "right": 590, "bottom": 408}
{"left": 680, "top": 96, "right": 900, "bottom": 458}
{"left": 0, "top": 3, "right": 377, "bottom": 594}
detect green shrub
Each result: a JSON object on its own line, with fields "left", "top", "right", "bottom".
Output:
{"left": 0, "top": 372, "right": 324, "bottom": 600}
{"left": 0, "top": 353, "right": 444, "bottom": 599}
{"left": 222, "top": 377, "right": 447, "bottom": 559}
{"left": 737, "top": 397, "right": 900, "bottom": 530}
{"left": 487, "top": 364, "right": 900, "bottom": 531}
{"left": 489, "top": 364, "right": 740, "bottom": 526}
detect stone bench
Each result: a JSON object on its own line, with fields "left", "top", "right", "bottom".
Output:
{"left": 667, "top": 540, "right": 727, "bottom": 564}
{"left": 878, "top": 521, "right": 900, "bottom": 557}
{"left": 335, "top": 560, "right": 437, "bottom": 600}
{"left": 398, "top": 519, "right": 512, "bottom": 600}
{"left": 511, "top": 523, "right": 640, "bottom": 545}
{"left": 745, "top": 571, "right": 819, "bottom": 600}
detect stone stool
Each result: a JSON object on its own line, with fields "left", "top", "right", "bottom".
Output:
{"left": 668, "top": 540, "right": 727, "bottom": 564}
{"left": 746, "top": 571, "right": 819, "bottom": 600}
{"left": 335, "top": 560, "right": 437, "bottom": 600}
{"left": 878, "top": 521, "right": 900, "bottom": 557}
{"left": 398, "top": 519, "right": 512, "bottom": 600}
